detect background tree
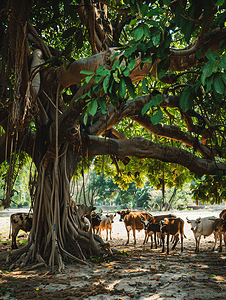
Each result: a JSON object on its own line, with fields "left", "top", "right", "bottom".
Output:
{"left": 0, "top": 0, "right": 226, "bottom": 270}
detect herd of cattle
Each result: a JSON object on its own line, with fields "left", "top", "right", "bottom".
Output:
{"left": 9, "top": 207, "right": 226, "bottom": 255}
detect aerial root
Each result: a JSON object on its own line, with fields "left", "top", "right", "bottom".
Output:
{"left": 58, "top": 242, "right": 91, "bottom": 267}
{"left": 8, "top": 243, "right": 49, "bottom": 271}
{"left": 55, "top": 241, "right": 65, "bottom": 272}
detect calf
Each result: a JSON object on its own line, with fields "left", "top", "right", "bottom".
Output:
{"left": 117, "top": 210, "right": 153, "bottom": 245}
{"left": 99, "top": 213, "right": 116, "bottom": 241}
{"left": 9, "top": 213, "right": 33, "bottom": 249}
{"left": 141, "top": 214, "right": 177, "bottom": 248}
{"left": 91, "top": 212, "right": 102, "bottom": 234}
{"left": 159, "top": 217, "right": 184, "bottom": 254}
{"left": 186, "top": 216, "right": 217, "bottom": 252}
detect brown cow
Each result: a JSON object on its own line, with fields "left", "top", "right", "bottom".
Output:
{"left": 117, "top": 210, "right": 153, "bottom": 245}
{"left": 209, "top": 217, "right": 226, "bottom": 252}
{"left": 141, "top": 214, "right": 177, "bottom": 248}
{"left": 9, "top": 213, "right": 33, "bottom": 249}
{"left": 99, "top": 213, "right": 116, "bottom": 241}
{"left": 159, "top": 217, "right": 185, "bottom": 254}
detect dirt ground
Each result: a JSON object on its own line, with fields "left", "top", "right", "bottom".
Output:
{"left": 0, "top": 209, "right": 226, "bottom": 300}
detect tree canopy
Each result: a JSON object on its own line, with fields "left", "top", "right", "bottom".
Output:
{"left": 1, "top": 0, "right": 226, "bottom": 270}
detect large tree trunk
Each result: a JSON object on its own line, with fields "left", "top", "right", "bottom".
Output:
{"left": 6, "top": 143, "right": 111, "bottom": 271}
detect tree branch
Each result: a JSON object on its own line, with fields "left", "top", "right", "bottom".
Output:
{"left": 88, "top": 135, "right": 226, "bottom": 177}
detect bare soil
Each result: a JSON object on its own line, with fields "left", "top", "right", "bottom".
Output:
{"left": 0, "top": 209, "right": 226, "bottom": 300}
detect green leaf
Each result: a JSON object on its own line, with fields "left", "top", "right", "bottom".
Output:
{"left": 98, "top": 97, "right": 107, "bottom": 114}
{"left": 215, "top": 0, "right": 225, "bottom": 6}
{"left": 221, "top": 72, "right": 226, "bottom": 85}
{"left": 151, "top": 109, "right": 163, "bottom": 125}
{"left": 201, "top": 61, "right": 218, "bottom": 85}
{"left": 143, "top": 24, "right": 151, "bottom": 39}
{"left": 62, "top": 27, "right": 77, "bottom": 39}
{"left": 157, "top": 58, "right": 170, "bottom": 79}
{"left": 179, "top": 86, "right": 193, "bottom": 112}
{"left": 80, "top": 70, "right": 95, "bottom": 75}
{"left": 141, "top": 101, "right": 152, "bottom": 115}
{"left": 163, "top": 0, "right": 171, "bottom": 6}
{"left": 141, "top": 94, "right": 162, "bottom": 115}
{"left": 127, "top": 55, "right": 136, "bottom": 71}
{"left": 142, "top": 78, "right": 149, "bottom": 94}
{"left": 122, "top": 68, "right": 131, "bottom": 77}
{"left": 83, "top": 112, "right": 88, "bottom": 125}
{"left": 94, "top": 75, "right": 102, "bottom": 84}
{"left": 96, "top": 66, "right": 109, "bottom": 77}
{"left": 206, "top": 49, "right": 219, "bottom": 62}
{"left": 63, "top": 58, "right": 67, "bottom": 71}
{"left": 89, "top": 99, "right": 98, "bottom": 116}
{"left": 214, "top": 74, "right": 225, "bottom": 95}
{"left": 118, "top": 77, "right": 126, "bottom": 99}
{"left": 85, "top": 75, "right": 94, "bottom": 84}
{"left": 113, "top": 70, "right": 120, "bottom": 83}
{"left": 205, "top": 75, "right": 214, "bottom": 92}
{"left": 152, "top": 32, "right": 161, "bottom": 46}
{"left": 103, "top": 75, "right": 110, "bottom": 93}
{"left": 124, "top": 46, "right": 137, "bottom": 58}
{"left": 132, "top": 24, "right": 144, "bottom": 41}
{"left": 125, "top": 77, "right": 135, "bottom": 98}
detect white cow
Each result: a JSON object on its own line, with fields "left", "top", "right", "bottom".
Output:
{"left": 186, "top": 216, "right": 217, "bottom": 252}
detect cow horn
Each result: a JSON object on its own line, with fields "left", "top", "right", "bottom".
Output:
{"left": 222, "top": 215, "right": 225, "bottom": 220}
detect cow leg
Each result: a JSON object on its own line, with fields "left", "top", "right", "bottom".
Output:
{"left": 212, "top": 232, "right": 218, "bottom": 251}
{"left": 126, "top": 229, "right": 130, "bottom": 245}
{"left": 166, "top": 234, "right": 170, "bottom": 254}
{"left": 181, "top": 232, "right": 184, "bottom": 252}
{"left": 149, "top": 234, "right": 153, "bottom": 248}
{"left": 195, "top": 235, "right": 201, "bottom": 253}
{"left": 172, "top": 235, "right": 179, "bottom": 251}
{"left": 110, "top": 226, "right": 112, "bottom": 240}
{"left": 161, "top": 235, "right": 165, "bottom": 253}
{"left": 106, "top": 229, "right": 108, "bottom": 241}
{"left": 11, "top": 228, "right": 19, "bottom": 249}
{"left": 218, "top": 233, "right": 222, "bottom": 252}
{"left": 154, "top": 232, "right": 157, "bottom": 249}
{"left": 132, "top": 228, "right": 136, "bottom": 245}
{"left": 143, "top": 231, "right": 147, "bottom": 245}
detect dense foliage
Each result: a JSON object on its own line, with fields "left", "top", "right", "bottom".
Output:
{"left": 1, "top": 0, "right": 226, "bottom": 269}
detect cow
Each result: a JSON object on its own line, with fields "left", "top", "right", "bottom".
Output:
{"left": 141, "top": 214, "right": 177, "bottom": 248}
{"left": 208, "top": 217, "right": 226, "bottom": 252}
{"left": 159, "top": 217, "right": 185, "bottom": 254}
{"left": 186, "top": 216, "right": 217, "bottom": 252}
{"left": 91, "top": 212, "right": 102, "bottom": 234}
{"left": 81, "top": 216, "right": 91, "bottom": 231}
{"left": 98, "top": 213, "right": 116, "bottom": 241}
{"left": 9, "top": 213, "right": 33, "bottom": 249}
{"left": 117, "top": 210, "right": 153, "bottom": 245}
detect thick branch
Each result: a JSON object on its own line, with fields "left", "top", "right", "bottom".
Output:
{"left": 88, "top": 136, "right": 226, "bottom": 177}
{"left": 88, "top": 94, "right": 213, "bottom": 158}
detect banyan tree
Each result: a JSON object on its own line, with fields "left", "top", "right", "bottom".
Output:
{"left": 1, "top": 0, "right": 226, "bottom": 270}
